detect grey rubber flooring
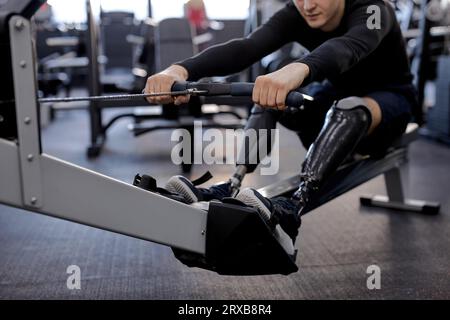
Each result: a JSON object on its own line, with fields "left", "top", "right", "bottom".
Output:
{"left": 0, "top": 106, "right": 449, "bottom": 299}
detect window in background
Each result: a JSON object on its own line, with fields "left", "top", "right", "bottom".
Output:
{"left": 100, "top": 0, "right": 148, "bottom": 19}
{"left": 47, "top": 0, "right": 147, "bottom": 23}
{"left": 151, "top": 0, "right": 249, "bottom": 21}
{"left": 46, "top": 0, "right": 249, "bottom": 23}
{"left": 204, "top": 0, "right": 249, "bottom": 20}
{"left": 47, "top": 0, "right": 86, "bottom": 23}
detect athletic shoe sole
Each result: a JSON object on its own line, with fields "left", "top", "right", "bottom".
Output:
{"left": 236, "top": 188, "right": 272, "bottom": 222}
{"left": 165, "top": 175, "right": 199, "bottom": 204}
{"left": 236, "top": 188, "right": 295, "bottom": 255}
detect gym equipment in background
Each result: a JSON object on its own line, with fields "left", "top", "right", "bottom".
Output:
{"left": 83, "top": 1, "right": 247, "bottom": 174}
{"left": 421, "top": 56, "right": 450, "bottom": 144}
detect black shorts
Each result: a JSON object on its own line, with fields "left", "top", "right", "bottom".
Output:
{"left": 276, "top": 81, "right": 415, "bottom": 156}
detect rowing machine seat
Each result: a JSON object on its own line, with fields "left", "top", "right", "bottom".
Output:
{"left": 258, "top": 123, "right": 440, "bottom": 215}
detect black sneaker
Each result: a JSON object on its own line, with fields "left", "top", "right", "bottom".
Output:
{"left": 165, "top": 175, "right": 232, "bottom": 204}
{"left": 236, "top": 188, "right": 302, "bottom": 243}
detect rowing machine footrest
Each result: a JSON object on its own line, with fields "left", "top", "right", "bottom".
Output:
{"left": 172, "top": 200, "right": 298, "bottom": 276}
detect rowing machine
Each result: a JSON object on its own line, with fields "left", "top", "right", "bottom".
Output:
{"left": 0, "top": 1, "right": 305, "bottom": 276}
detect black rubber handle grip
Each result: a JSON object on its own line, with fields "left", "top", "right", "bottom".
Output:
{"left": 172, "top": 81, "right": 307, "bottom": 108}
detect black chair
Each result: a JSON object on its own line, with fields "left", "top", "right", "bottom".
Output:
{"left": 99, "top": 11, "right": 142, "bottom": 93}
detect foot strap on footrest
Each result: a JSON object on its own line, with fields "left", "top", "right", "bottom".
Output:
{"left": 133, "top": 174, "right": 157, "bottom": 191}
{"left": 133, "top": 173, "right": 190, "bottom": 204}
{"left": 190, "top": 171, "right": 214, "bottom": 186}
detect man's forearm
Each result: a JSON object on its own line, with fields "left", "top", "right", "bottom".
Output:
{"left": 175, "top": 38, "right": 267, "bottom": 81}
{"left": 175, "top": 3, "right": 297, "bottom": 81}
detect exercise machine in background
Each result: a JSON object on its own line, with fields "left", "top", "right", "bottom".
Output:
{"left": 83, "top": 0, "right": 248, "bottom": 175}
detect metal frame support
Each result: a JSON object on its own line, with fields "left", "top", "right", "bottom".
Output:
{"left": 360, "top": 166, "right": 440, "bottom": 215}
{"left": 0, "top": 140, "right": 208, "bottom": 253}
{"left": 1, "top": 14, "right": 208, "bottom": 254}
{"left": 384, "top": 167, "right": 405, "bottom": 203}
{"left": 9, "top": 16, "right": 43, "bottom": 209}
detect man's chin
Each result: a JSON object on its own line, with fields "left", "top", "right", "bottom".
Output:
{"left": 306, "top": 19, "right": 326, "bottom": 29}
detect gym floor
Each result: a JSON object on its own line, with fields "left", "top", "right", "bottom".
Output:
{"left": 0, "top": 105, "right": 449, "bottom": 299}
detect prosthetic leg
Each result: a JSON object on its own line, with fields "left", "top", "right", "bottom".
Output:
{"left": 233, "top": 97, "right": 372, "bottom": 242}
{"left": 292, "top": 97, "right": 372, "bottom": 214}
{"left": 230, "top": 105, "right": 280, "bottom": 195}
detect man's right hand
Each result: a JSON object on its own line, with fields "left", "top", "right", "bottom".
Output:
{"left": 144, "top": 65, "right": 190, "bottom": 105}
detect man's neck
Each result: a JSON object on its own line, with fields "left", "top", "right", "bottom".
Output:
{"left": 321, "top": 0, "right": 346, "bottom": 32}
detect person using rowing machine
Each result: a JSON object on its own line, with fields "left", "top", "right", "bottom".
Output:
{"left": 143, "top": 0, "right": 416, "bottom": 244}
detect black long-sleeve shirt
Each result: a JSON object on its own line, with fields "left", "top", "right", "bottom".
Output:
{"left": 177, "top": 0, "right": 415, "bottom": 99}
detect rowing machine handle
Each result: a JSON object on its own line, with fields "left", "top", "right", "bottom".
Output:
{"left": 172, "top": 81, "right": 309, "bottom": 109}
